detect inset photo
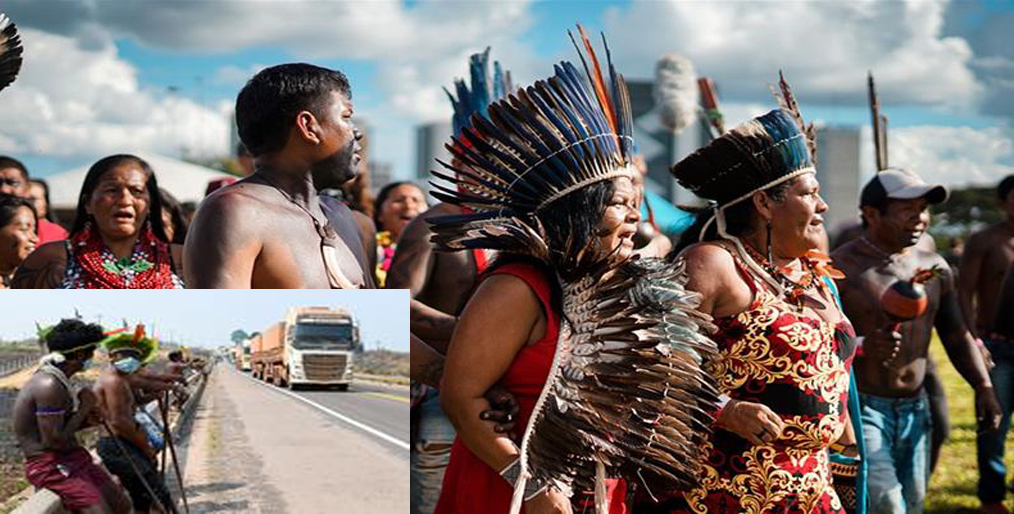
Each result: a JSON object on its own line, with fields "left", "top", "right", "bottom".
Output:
{"left": 0, "top": 289, "right": 407, "bottom": 513}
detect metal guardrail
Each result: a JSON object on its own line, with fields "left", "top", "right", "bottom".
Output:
{"left": 9, "top": 365, "right": 211, "bottom": 514}
{"left": 0, "top": 355, "right": 39, "bottom": 379}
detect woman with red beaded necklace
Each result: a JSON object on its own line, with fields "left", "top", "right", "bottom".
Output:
{"left": 12, "top": 154, "right": 183, "bottom": 289}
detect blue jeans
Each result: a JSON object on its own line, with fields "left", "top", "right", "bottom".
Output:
{"left": 410, "top": 388, "right": 455, "bottom": 514}
{"left": 977, "top": 337, "right": 1014, "bottom": 504}
{"left": 860, "top": 391, "right": 931, "bottom": 514}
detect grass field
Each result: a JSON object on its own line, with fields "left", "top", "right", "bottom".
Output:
{"left": 927, "top": 336, "right": 1014, "bottom": 513}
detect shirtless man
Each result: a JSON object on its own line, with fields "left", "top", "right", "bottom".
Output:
{"left": 184, "top": 63, "right": 366, "bottom": 288}
{"left": 95, "top": 346, "right": 176, "bottom": 513}
{"left": 832, "top": 168, "right": 1001, "bottom": 513}
{"left": 12, "top": 319, "right": 130, "bottom": 514}
{"left": 961, "top": 175, "right": 1014, "bottom": 512}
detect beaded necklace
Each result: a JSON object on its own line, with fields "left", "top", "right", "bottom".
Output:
{"left": 69, "top": 222, "right": 176, "bottom": 289}
{"left": 742, "top": 242, "right": 844, "bottom": 308}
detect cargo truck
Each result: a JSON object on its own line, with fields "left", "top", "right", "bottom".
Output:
{"left": 251, "top": 307, "right": 357, "bottom": 389}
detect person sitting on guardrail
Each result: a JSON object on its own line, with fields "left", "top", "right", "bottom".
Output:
{"left": 94, "top": 325, "right": 178, "bottom": 514}
{"left": 13, "top": 318, "right": 132, "bottom": 514}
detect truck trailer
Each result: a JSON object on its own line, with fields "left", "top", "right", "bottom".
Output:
{"left": 251, "top": 307, "right": 357, "bottom": 389}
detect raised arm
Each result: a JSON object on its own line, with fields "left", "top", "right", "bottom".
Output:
{"left": 183, "top": 192, "right": 262, "bottom": 288}
{"left": 439, "top": 273, "right": 542, "bottom": 473}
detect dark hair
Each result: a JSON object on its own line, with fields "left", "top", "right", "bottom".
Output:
{"left": 0, "top": 156, "right": 28, "bottom": 180}
{"left": 70, "top": 154, "right": 169, "bottom": 243}
{"left": 168, "top": 350, "right": 183, "bottom": 362}
{"left": 999, "top": 175, "right": 1014, "bottom": 202}
{"left": 27, "top": 179, "right": 57, "bottom": 223}
{"left": 372, "top": 181, "right": 423, "bottom": 231}
{"left": 159, "top": 188, "right": 188, "bottom": 245}
{"left": 0, "top": 193, "right": 36, "bottom": 230}
{"left": 44, "top": 318, "right": 103, "bottom": 360}
{"left": 486, "top": 179, "right": 615, "bottom": 289}
{"left": 235, "top": 63, "right": 352, "bottom": 157}
{"left": 671, "top": 179, "right": 794, "bottom": 255}
{"left": 236, "top": 142, "right": 251, "bottom": 158}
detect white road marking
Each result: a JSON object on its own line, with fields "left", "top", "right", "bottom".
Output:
{"left": 234, "top": 368, "right": 410, "bottom": 451}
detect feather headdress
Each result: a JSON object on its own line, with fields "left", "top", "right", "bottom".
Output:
{"left": 101, "top": 324, "right": 159, "bottom": 364}
{"left": 670, "top": 73, "right": 817, "bottom": 293}
{"left": 428, "top": 26, "right": 720, "bottom": 513}
{"left": 0, "top": 13, "right": 23, "bottom": 93}
{"left": 445, "top": 46, "right": 513, "bottom": 139}
{"left": 428, "top": 26, "right": 636, "bottom": 275}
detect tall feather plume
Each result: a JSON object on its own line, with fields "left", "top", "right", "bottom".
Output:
{"left": 429, "top": 26, "right": 635, "bottom": 277}
{"left": 773, "top": 71, "right": 818, "bottom": 168}
{"left": 0, "top": 13, "right": 24, "bottom": 93}
{"left": 653, "top": 54, "right": 699, "bottom": 134}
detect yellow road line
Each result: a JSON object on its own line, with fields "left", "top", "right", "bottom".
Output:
{"left": 363, "top": 392, "right": 409, "bottom": 404}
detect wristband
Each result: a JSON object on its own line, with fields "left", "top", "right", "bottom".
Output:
{"left": 499, "top": 458, "right": 550, "bottom": 501}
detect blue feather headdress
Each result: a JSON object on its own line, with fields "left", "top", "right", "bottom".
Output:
{"left": 428, "top": 26, "right": 636, "bottom": 266}
{"left": 445, "top": 47, "right": 513, "bottom": 139}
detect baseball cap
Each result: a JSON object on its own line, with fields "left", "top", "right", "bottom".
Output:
{"left": 860, "top": 168, "right": 949, "bottom": 207}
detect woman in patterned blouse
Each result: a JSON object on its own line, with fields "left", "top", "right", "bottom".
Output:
{"left": 651, "top": 108, "right": 863, "bottom": 513}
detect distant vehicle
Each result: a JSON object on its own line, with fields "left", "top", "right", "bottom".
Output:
{"left": 251, "top": 307, "right": 357, "bottom": 390}
{"left": 233, "top": 340, "right": 252, "bottom": 372}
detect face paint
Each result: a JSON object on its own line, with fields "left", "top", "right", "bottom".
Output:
{"left": 113, "top": 356, "right": 142, "bottom": 375}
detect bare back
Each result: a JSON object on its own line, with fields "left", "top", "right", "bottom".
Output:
{"left": 184, "top": 179, "right": 366, "bottom": 288}
{"left": 12, "top": 373, "right": 77, "bottom": 457}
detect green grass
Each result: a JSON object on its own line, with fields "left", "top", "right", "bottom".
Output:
{"left": 926, "top": 336, "right": 1014, "bottom": 513}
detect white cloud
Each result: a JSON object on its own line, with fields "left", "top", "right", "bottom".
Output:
{"left": 212, "top": 64, "right": 266, "bottom": 86}
{"left": 889, "top": 125, "right": 1014, "bottom": 187}
{"left": 602, "top": 0, "right": 980, "bottom": 109}
{"left": 0, "top": 29, "right": 229, "bottom": 160}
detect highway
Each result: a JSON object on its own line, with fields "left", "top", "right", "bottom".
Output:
{"left": 181, "top": 365, "right": 407, "bottom": 513}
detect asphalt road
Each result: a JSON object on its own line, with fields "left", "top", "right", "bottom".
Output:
{"left": 182, "top": 366, "right": 407, "bottom": 513}
{"left": 236, "top": 367, "right": 408, "bottom": 457}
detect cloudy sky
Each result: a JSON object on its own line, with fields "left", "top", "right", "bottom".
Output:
{"left": 0, "top": 289, "right": 409, "bottom": 351}
{"left": 0, "top": 0, "right": 1011, "bottom": 189}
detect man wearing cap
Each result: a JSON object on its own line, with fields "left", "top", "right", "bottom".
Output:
{"left": 832, "top": 168, "right": 1001, "bottom": 513}
{"left": 13, "top": 319, "right": 131, "bottom": 514}
{"left": 960, "top": 174, "right": 1014, "bottom": 513}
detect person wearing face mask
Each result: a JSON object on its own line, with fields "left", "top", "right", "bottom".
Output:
{"left": 0, "top": 193, "right": 38, "bottom": 288}
{"left": 372, "top": 181, "right": 427, "bottom": 287}
{"left": 184, "top": 63, "right": 368, "bottom": 288}
{"left": 832, "top": 168, "right": 1001, "bottom": 513}
{"left": 94, "top": 326, "right": 178, "bottom": 514}
{"left": 12, "top": 318, "right": 131, "bottom": 514}
{"left": 11, "top": 154, "right": 183, "bottom": 289}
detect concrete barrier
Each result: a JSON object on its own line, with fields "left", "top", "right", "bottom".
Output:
{"left": 8, "top": 367, "right": 210, "bottom": 514}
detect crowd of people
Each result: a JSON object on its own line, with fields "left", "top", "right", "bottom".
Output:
{"left": 13, "top": 319, "right": 198, "bottom": 513}
{"left": 4, "top": 14, "right": 1014, "bottom": 514}
{"left": 403, "top": 30, "right": 1014, "bottom": 514}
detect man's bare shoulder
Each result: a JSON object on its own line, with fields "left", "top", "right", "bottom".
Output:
{"left": 831, "top": 238, "right": 866, "bottom": 275}
{"left": 11, "top": 241, "right": 67, "bottom": 289}
{"left": 400, "top": 202, "right": 459, "bottom": 244}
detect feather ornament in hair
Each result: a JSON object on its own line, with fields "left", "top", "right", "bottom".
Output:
{"left": 773, "top": 71, "right": 818, "bottom": 168}
{"left": 0, "top": 13, "right": 23, "bottom": 93}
